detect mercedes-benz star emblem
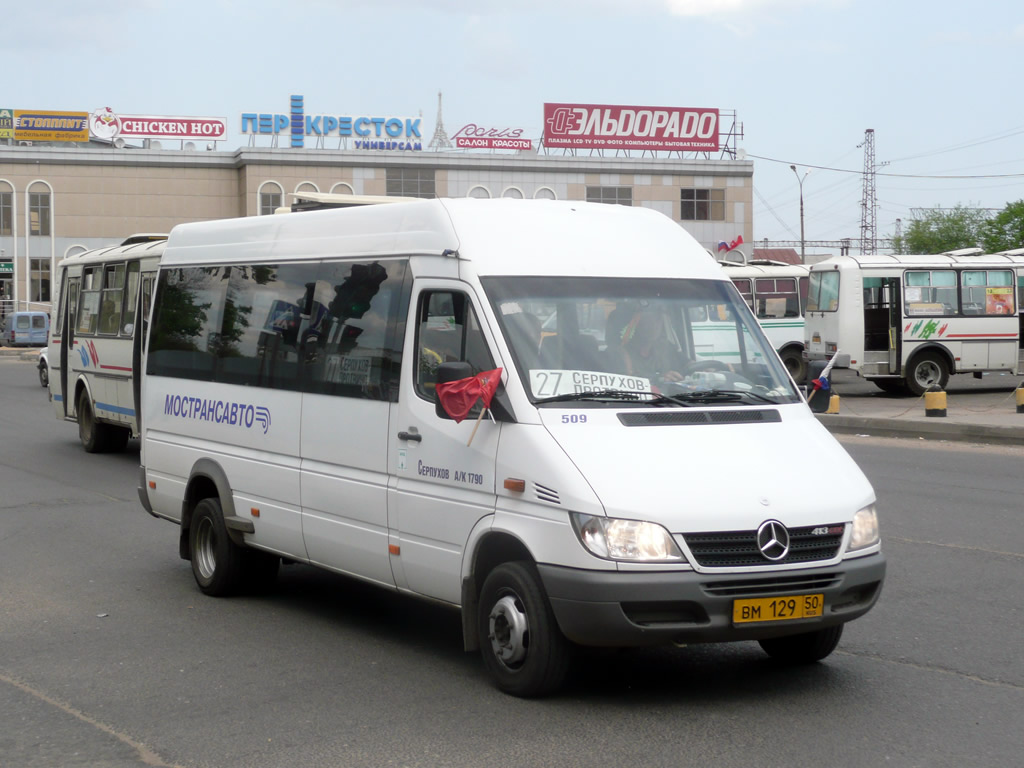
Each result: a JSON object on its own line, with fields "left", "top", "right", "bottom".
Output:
{"left": 756, "top": 520, "right": 790, "bottom": 561}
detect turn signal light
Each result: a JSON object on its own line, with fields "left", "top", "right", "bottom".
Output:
{"left": 504, "top": 478, "right": 526, "bottom": 493}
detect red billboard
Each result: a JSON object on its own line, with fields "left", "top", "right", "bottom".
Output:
{"left": 543, "top": 103, "right": 719, "bottom": 151}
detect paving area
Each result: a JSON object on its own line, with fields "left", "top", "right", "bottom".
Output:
{"left": 6, "top": 345, "right": 1024, "bottom": 446}
{"left": 812, "top": 367, "right": 1024, "bottom": 446}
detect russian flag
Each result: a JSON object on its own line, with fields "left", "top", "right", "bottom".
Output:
{"left": 717, "top": 241, "right": 729, "bottom": 252}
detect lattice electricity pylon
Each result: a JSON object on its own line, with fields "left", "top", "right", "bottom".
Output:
{"left": 859, "top": 128, "right": 878, "bottom": 254}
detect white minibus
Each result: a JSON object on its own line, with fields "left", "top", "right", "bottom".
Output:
{"left": 48, "top": 235, "right": 166, "bottom": 451}
{"left": 718, "top": 259, "right": 810, "bottom": 382}
{"left": 805, "top": 248, "right": 1024, "bottom": 395}
{"left": 137, "top": 199, "right": 885, "bottom": 696}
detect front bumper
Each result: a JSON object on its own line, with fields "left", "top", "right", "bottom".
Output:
{"left": 539, "top": 552, "right": 885, "bottom": 647}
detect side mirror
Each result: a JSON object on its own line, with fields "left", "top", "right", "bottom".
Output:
{"left": 434, "top": 362, "right": 474, "bottom": 419}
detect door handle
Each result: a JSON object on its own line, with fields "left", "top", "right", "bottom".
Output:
{"left": 397, "top": 431, "right": 422, "bottom": 442}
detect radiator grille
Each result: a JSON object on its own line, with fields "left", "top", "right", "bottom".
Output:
{"left": 684, "top": 524, "right": 844, "bottom": 567}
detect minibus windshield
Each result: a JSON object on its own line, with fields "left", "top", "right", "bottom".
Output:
{"left": 482, "top": 276, "right": 801, "bottom": 406}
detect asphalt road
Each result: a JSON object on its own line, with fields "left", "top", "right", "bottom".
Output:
{"left": 1, "top": 356, "right": 1021, "bottom": 768}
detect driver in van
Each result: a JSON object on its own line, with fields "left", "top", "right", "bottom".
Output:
{"left": 610, "top": 309, "right": 683, "bottom": 383}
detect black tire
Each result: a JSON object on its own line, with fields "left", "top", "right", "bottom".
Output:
{"left": 905, "top": 351, "right": 949, "bottom": 397}
{"left": 77, "top": 391, "right": 112, "bottom": 453}
{"left": 478, "top": 561, "right": 570, "bottom": 697}
{"left": 189, "top": 497, "right": 248, "bottom": 596}
{"left": 758, "top": 624, "right": 843, "bottom": 663}
{"left": 780, "top": 347, "right": 807, "bottom": 383}
{"left": 38, "top": 362, "right": 48, "bottom": 388}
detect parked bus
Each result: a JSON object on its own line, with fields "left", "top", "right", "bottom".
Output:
{"left": 137, "top": 199, "right": 884, "bottom": 696}
{"left": 718, "top": 259, "right": 810, "bottom": 382}
{"left": 804, "top": 248, "right": 1024, "bottom": 395}
{"left": 48, "top": 235, "right": 167, "bottom": 452}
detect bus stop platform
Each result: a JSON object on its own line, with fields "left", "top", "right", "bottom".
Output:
{"left": 812, "top": 369, "right": 1024, "bottom": 446}
{"left": 5, "top": 346, "right": 1024, "bottom": 447}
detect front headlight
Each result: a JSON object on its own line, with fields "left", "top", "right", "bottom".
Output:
{"left": 571, "top": 513, "right": 684, "bottom": 562}
{"left": 848, "top": 504, "right": 880, "bottom": 551}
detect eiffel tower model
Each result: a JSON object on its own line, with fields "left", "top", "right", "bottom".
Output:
{"left": 428, "top": 91, "right": 453, "bottom": 150}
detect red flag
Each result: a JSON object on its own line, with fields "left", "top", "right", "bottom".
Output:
{"left": 436, "top": 368, "right": 503, "bottom": 423}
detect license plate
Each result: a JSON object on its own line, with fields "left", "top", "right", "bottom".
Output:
{"left": 733, "top": 593, "right": 824, "bottom": 624}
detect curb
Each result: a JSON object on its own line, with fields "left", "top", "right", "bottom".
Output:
{"left": 816, "top": 414, "right": 1024, "bottom": 447}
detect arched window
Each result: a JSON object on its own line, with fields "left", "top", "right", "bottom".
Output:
{"left": 468, "top": 186, "right": 491, "bottom": 199}
{"left": 534, "top": 187, "right": 557, "bottom": 200}
{"left": 257, "top": 181, "right": 284, "bottom": 216}
{"left": 501, "top": 187, "right": 524, "bottom": 199}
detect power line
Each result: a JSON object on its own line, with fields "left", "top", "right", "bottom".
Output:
{"left": 746, "top": 153, "right": 1024, "bottom": 179}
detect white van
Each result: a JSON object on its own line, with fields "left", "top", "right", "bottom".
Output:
{"left": 137, "top": 199, "right": 885, "bottom": 697}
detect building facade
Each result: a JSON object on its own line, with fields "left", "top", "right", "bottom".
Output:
{"left": 0, "top": 143, "right": 753, "bottom": 312}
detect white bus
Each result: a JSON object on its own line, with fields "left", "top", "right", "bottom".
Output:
{"left": 136, "top": 199, "right": 884, "bottom": 696}
{"left": 804, "top": 248, "right": 1024, "bottom": 395}
{"left": 718, "top": 259, "right": 810, "bottom": 381}
{"left": 48, "top": 235, "right": 167, "bottom": 451}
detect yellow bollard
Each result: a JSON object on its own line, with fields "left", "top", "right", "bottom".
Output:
{"left": 825, "top": 393, "right": 841, "bottom": 414}
{"left": 1016, "top": 387, "right": 1024, "bottom": 414}
{"left": 925, "top": 389, "right": 947, "bottom": 417}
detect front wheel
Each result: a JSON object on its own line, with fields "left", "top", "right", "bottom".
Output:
{"left": 478, "top": 561, "right": 570, "bottom": 697}
{"left": 905, "top": 351, "right": 949, "bottom": 396}
{"left": 758, "top": 624, "right": 843, "bottom": 663}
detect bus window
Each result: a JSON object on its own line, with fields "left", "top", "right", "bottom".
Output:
{"left": 962, "top": 269, "right": 1014, "bottom": 315}
{"left": 731, "top": 278, "right": 753, "bottom": 310}
{"left": 904, "top": 270, "right": 956, "bottom": 316}
{"left": 122, "top": 261, "right": 141, "bottom": 334}
{"left": 99, "top": 263, "right": 126, "bottom": 335}
{"left": 76, "top": 267, "right": 101, "bottom": 334}
{"left": 754, "top": 277, "right": 799, "bottom": 318}
{"left": 807, "top": 270, "right": 839, "bottom": 312}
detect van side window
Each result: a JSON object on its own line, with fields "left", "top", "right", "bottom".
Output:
{"left": 149, "top": 263, "right": 316, "bottom": 390}
{"left": 415, "top": 290, "right": 496, "bottom": 401}
{"left": 148, "top": 259, "right": 408, "bottom": 398}
{"left": 303, "top": 259, "right": 408, "bottom": 401}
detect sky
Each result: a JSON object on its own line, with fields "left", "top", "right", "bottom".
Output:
{"left": 5, "top": 0, "right": 1024, "bottom": 253}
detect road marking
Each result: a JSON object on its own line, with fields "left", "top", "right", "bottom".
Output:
{"left": 0, "top": 671, "right": 184, "bottom": 767}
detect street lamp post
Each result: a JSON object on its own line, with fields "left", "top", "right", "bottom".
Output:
{"left": 790, "top": 164, "right": 810, "bottom": 262}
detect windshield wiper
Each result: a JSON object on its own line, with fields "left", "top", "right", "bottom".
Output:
{"left": 534, "top": 389, "right": 651, "bottom": 404}
{"left": 663, "top": 389, "right": 783, "bottom": 404}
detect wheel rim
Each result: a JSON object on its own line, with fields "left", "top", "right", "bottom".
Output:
{"left": 488, "top": 593, "right": 529, "bottom": 669}
{"left": 193, "top": 516, "right": 217, "bottom": 581}
{"left": 914, "top": 360, "right": 940, "bottom": 389}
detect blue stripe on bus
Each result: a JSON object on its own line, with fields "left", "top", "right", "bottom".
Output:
{"left": 95, "top": 401, "right": 136, "bottom": 417}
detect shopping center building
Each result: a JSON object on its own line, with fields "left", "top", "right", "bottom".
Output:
{"left": 0, "top": 101, "right": 753, "bottom": 311}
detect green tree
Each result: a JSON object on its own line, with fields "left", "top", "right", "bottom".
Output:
{"left": 891, "top": 205, "right": 990, "bottom": 254}
{"left": 981, "top": 200, "right": 1024, "bottom": 252}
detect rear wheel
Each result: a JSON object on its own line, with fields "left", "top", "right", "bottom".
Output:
{"left": 189, "top": 497, "right": 247, "bottom": 596}
{"left": 78, "top": 391, "right": 113, "bottom": 453}
{"left": 780, "top": 347, "right": 807, "bottom": 383}
{"left": 38, "top": 361, "right": 48, "bottom": 388}
{"left": 758, "top": 624, "right": 843, "bottom": 663}
{"left": 478, "top": 561, "right": 570, "bottom": 697}
{"left": 905, "top": 351, "right": 949, "bottom": 396}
